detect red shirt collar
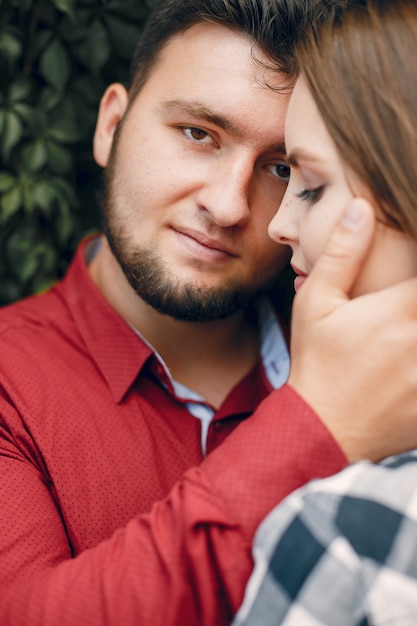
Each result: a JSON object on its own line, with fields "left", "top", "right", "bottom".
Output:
{"left": 60, "top": 235, "right": 153, "bottom": 403}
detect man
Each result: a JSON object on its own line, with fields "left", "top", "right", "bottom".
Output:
{"left": 2, "top": 2, "right": 417, "bottom": 625}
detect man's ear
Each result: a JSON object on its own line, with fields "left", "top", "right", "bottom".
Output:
{"left": 93, "top": 83, "right": 129, "bottom": 167}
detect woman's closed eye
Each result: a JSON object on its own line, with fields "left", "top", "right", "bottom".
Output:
{"left": 296, "top": 187, "right": 323, "bottom": 203}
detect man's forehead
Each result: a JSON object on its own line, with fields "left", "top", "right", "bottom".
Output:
{"left": 155, "top": 21, "right": 278, "bottom": 76}
{"left": 145, "top": 21, "right": 290, "bottom": 95}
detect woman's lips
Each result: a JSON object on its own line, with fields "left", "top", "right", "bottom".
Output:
{"left": 291, "top": 264, "right": 308, "bottom": 292}
{"left": 294, "top": 274, "right": 307, "bottom": 291}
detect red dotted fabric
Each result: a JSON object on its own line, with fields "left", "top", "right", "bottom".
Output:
{"left": 0, "top": 238, "right": 347, "bottom": 625}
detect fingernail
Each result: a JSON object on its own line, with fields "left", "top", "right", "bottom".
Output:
{"left": 342, "top": 200, "right": 365, "bottom": 230}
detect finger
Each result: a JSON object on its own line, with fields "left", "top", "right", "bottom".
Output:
{"left": 302, "top": 198, "right": 376, "bottom": 307}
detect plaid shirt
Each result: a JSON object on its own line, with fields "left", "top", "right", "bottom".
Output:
{"left": 233, "top": 451, "right": 417, "bottom": 626}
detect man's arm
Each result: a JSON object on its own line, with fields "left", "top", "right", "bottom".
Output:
{"left": 1, "top": 387, "right": 345, "bottom": 626}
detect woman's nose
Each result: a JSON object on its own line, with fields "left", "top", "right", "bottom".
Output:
{"left": 268, "top": 191, "right": 299, "bottom": 245}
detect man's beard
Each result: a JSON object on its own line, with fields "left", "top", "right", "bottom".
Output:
{"left": 105, "top": 242, "right": 260, "bottom": 322}
{"left": 99, "top": 136, "right": 277, "bottom": 323}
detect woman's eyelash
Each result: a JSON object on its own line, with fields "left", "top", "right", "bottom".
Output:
{"left": 296, "top": 187, "right": 323, "bottom": 203}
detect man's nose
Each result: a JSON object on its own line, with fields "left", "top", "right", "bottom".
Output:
{"left": 194, "top": 154, "right": 253, "bottom": 228}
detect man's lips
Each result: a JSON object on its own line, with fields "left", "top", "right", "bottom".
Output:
{"left": 172, "top": 227, "right": 237, "bottom": 260}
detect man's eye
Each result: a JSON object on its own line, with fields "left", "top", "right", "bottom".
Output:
{"left": 268, "top": 162, "right": 290, "bottom": 182}
{"left": 183, "top": 127, "right": 212, "bottom": 144}
{"left": 296, "top": 187, "right": 324, "bottom": 203}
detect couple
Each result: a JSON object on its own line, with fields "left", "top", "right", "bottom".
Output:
{"left": 1, "top": 0, "right": 417, "bottom": 624}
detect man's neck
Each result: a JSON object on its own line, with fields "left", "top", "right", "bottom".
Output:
{"left": 149, "top": 313, "right": 260, "bottom": 409}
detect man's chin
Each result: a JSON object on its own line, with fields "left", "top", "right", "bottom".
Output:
{"left": 137, "top": 289, "right": 246, "bottom": 323}
{"left": 103, "top": 226, "right": 258, "bottom": 320}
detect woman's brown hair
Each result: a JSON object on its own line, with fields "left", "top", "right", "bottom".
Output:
{"left": 296, "top": 0, "right": 417, "bottom": 238}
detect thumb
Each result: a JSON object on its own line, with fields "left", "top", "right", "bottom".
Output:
{"left": 305, "top": 198, "right": 376, "bottom": 306}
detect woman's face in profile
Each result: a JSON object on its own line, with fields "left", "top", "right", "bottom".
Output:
{"left": 269, "top": 75, "right": 417, "bottom": 296}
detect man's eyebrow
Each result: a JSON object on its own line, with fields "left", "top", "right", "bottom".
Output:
{"left": 160, "top": 99, "right": 243, "bottom": 136}
{"left": 160, "top": 99, "right": 286, "bottom": 152}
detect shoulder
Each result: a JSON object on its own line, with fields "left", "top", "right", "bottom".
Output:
{"left": 234, "top": 454, "right": 417, "bottom": 625}
{"left": 0, "top": 283, "right": 74, "bottom": 356}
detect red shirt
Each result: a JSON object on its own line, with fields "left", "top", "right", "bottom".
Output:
{"left": 0, "top": 238, "right": 347, "bottom": 625}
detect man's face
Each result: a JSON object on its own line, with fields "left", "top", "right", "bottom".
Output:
{"left": 95, "top": 22, "right": 291, "bottom": 322}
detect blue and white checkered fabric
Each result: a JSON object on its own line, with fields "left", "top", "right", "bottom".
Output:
{"left": 233, "top": 451, "right": 417, "bottom": 626}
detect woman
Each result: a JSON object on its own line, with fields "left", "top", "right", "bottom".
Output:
{"left": 233, "top": 1, "right": 417, "bottom": 624}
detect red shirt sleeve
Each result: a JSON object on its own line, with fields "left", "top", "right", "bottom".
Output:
{"left": 0, "top": 385, "right": 346, "bottom": 626}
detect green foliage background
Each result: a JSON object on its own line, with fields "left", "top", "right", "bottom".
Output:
{"left": 0, "top": 0, "right": 155, "bottom": 305}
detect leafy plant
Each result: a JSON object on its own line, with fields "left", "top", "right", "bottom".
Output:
{"left": 0, "top": 0, "right": 154, "bottom": 304}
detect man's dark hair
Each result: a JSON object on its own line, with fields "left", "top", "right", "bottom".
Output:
{"left": 127, "top": 0, "right": 312, "bottom": 100}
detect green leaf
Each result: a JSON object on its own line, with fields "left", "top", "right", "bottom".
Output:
{"left": 71, "top": 74, "right": 104, "bottom": 106}
{"left": 36, "top": 1, "right": 58, "bottom": 27}
{"left": 35, "top": 242, "right": 57, "bottom": 272}
{"left": 38, "top": 86, "right": 62, "bottom": 112}
{"left": 47, "top": 124, "right": 81, "bottom": 144}
{"left": 1, "top": 186, "right": 22, "bottom": 221}
{"left": 33, "top": 180, "right": 57, "bottom": 213}
{"left": 6, "top": 231, "right": 57, "bottom": 284}
{"left": 23, "top": 140, "right": 49, "bottom": 172}
{"left": 16, "top": 250, "right": 39, "bottom": 282}
{"left": 32, "top": 275, "right": 56, "bottom": 295}
{"left": 104, "top": 0, "right": 150, "bottom": 21}
{"left": 51, "top": 0, "right": 76, "bottom": 20}
{"left": 0, "top": 30, "right": 22, "bottom": 64}
{"left": 10, "top": 0, "right": 33, "bottom": 10}
{"left": 6, "top": 229, "right": 33, "bottom": 266}
{"left": 53, "top": 176, "right": 77, "bottom": 204}
{"left": 30, "top": 28, "right": 54, "bottom": 59}
{"left": 0, "top": 172, "right": 16, "bottom": 193}
{"left": 0, "top": 0, "right": 152, "bottom": 304}
{"left": 75, "top": 19, "right": 110, "bottom": 74}
{"left": 12, "top": 103, "right": 38, "bottom": 128}
{"left": 56, "top": 201, "right": 74, "bottom": 243}
{"left": 47, "top": 141, "right": 72, "bottom": 174}
{"left": 2, "top": 111, "right": 23, "bottom": 160}
{"left": 22, "top": 185, "right": 35, "bottom": 213}
{"left": 0, "top": 277, "right": 22, "bottom": 306}
{"left": 8, "top": 78, "right": 32, "bottom": 103}
{"left": 103, "top": 14, "right": 142, "bottom": 59}
{"left": 0, "top": 109, "right": 5, "bottom": 135}
{"left": 59, "top": 16, "right": 86, "bottom": 44}
{"left": 39, "top": 38, "right": 71, "bottom": 92}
